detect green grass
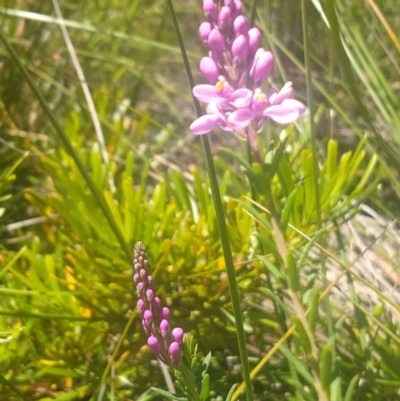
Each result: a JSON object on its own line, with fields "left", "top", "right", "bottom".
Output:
{"left": 0, "top": 0, "right": 400, "bottom": 400}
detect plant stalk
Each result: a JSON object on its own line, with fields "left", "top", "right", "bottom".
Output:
{"left": 166, "top": 1, "right": 253, "bottom": 400}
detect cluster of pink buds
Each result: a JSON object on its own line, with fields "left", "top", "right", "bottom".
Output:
{"left": 134, "top": 242, "right": 184, "bottom": 367}
{"left": 190, "top": 0, "right": 306, "bottom": 148}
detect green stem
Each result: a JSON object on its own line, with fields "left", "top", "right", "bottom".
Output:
{"left": 167, "top": 1, "right": 253, "bottom": 400}
{"left": 0, "top": 30, "right": 132, "bottom": 262}
{"left": 301, "top": 0, "right": 334, "bottom": 338}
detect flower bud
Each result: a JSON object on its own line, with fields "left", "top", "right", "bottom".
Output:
{"left": 233, "top": 16, "right": 249, "bottom": 36}
{"left": 133, "top": 273, "right": 140, "bottom": 284}
{"left": 199, "top": 22, "right": 212, "bottom": 42}
{"left": 143, "top": 310, "right": 152, "bottom": 325}
{"left": 147, "top": 275, "right": 154, "bottom": 288}
{"left": 160, "top": 319, "right": 170, "bottom": 338}
{"left": 162, "top": 307, "right": 170, "bottom": 321}
{"left": 248, "top": 27, "right": 261, "bottom": 55}
{"left": 232, "top": 34, "right": 248, "bottom": 62}
{"left": 208, "top": 29, "right": 225, "bottom": 52}
{"left": 139, "top": 268, "right": 146, "bottom": 279}
{"left": 136, "top": 282, "right": 144, "bottom": 295}
{"left": 148, "top": 336, "right": 160, "bottom": 356}
{"left": 169, "top": 342, "right": 181, "bottom": 362}
{"left": 172, "top": 327, "right": 184, "bottom": 343}
{"left": 203, "top": 0, "right": 217, "bottom": 21}
{"left": 232, "top": 0, "right": 243, "bottom": 19}
{"left": 200, "top": 57, "right": 219, "bottom": 84}
{"left": 146, "top": 289, "right": 154, "bottom": 302}
{"left": 251, "top": 50, "right": 274, "bottom": 85}
{"left": 137, "top": 299, "right": 145, "bottom": 315}
{"left": 219, "top": 6, "right": 232, "bottom": 29}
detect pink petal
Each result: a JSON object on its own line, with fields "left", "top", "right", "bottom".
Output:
{"left": 228, "top": 109, "right": 253, "bottom": 128}
{"left": 193, "top": 84, "right": 219, "bottom": 102}
{"left": 190, "top": 114, "right": 222, "bottom": 135}
{"left": 273, "top": 83, "right": 293, "bottom": 104}
{"left": 230, "top": 88, "right": 252, "bottom": 108}
{"left": 263, "top": 105, "right": 300, "bottom": 124}
{"left": 282, "top": 98, "right": 306, "bottom": 115}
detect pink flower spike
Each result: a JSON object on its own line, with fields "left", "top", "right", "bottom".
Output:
{"left": 200, "top": 57, "right": 220, "bottom": 84}
{"left": 160, "top": 319, "right": 170, "bottom": 338}
{"left": 233, "top": 16, "right": 249, "bottom": 36}
{"left": 169, "top": 341, "right": 181, "bottom": 362}
{"left": 199, "top": 22, "right": 212, "bottom": 42}
{"left": 148, "top": 336, "right": 160, "bottom": 356}
{"left": 247, "top": 27, "right": 261, "bottom": 55}
{"left": 190, "top": 114, "right": 222, "bottom": 135}
{"left": 262, "top": 104, "right": 300, "bottom": 124}
{"left": 208, "top": 29, "right": 225, "bottom": 52}
{"left": 172, "top": 327, "right": 184, "bottom": 343}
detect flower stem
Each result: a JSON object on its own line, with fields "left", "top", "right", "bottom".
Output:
{"left": 200, "top": 138, "right": 254, "bottom": 401}
{"left": 167, "top": 1, "right": 253, "bottom": 400}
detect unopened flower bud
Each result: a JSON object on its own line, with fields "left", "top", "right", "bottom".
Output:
{"left": 137, "top": 299, "right": 145, "bottom": 315}
{"left": 219, "top": 6, "right": 232, "bottom": 29}
{"left": 251, "top": 50, "right": 274, "bottom": 84}
{"left": 160, "top": 319, "right": 170, "bottom": 338}
{"left": 232, "top": 34, "right": 248, "bottom": 62}
{"left": 148, "top": 336, "right": 160, "bottom": 355}
{"left": 203, "top": 0, "right": 217, "bottom": 21}
{"left": 233, "top": 16, "right": 249, "bottom": 36}
{"left": 143, "top": 310, "right": 152, "bottom": 325}
{"left": 133, "top": 273, "right": 140, "bottom": 284}
{"left": 169, "top": 341, "right": 181, "bottom": 362}
{"left": 136, "top": 282, "right": 144, "bottom": 295}
{"left": 232, "top": 0, "right": 243, "bottom": 19}
{"left": 199, "top": 22, "right": 212, "bottom": 42}
{"left": 139, "top": 268, "right": 146, "bottom": 279}
{"left": 146, "top": 289, "right": 154, "bottom": 302}
{"left": 147, "top": 275, "right": 154, "bottom": 288}
{"left": 162, "top": 307, "right": 170, "bottom": 321}
{"left": 200, "top": 57, "right": 219, "bottom": 84}
{"left": 247, "top": 27, "right": 261, "bottom": 55}
{"left": 208, "top": 29, "right": 225, "bottom": 52}
{"left": 172, "top": 327, "right": 184, "bottom": 343}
